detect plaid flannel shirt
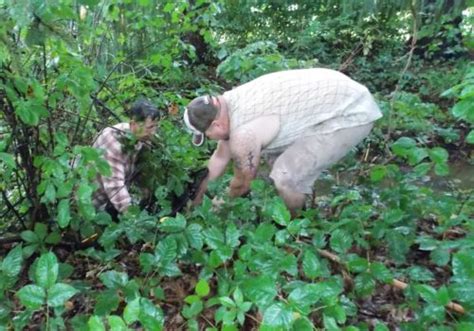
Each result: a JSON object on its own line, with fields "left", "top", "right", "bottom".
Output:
{"left": 92, "top": 123, "right": 142, "bottom": 213}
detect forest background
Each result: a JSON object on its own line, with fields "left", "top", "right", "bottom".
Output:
{"left": 0, "top": 0, "right": 473, "bottom": 330}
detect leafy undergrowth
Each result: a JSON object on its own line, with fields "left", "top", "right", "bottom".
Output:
{"left": 2, "top": 155, "right": 473, "bottom": 330}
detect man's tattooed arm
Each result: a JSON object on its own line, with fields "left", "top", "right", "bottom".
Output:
{"left": 229, "top": 128, "right": 260, "bottom": 197}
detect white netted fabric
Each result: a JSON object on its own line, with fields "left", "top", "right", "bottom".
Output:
{"left": 223, "top": 68, "right": 382, "bottom": 152}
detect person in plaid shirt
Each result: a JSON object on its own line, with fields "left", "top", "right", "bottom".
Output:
{"left": 92, "top": 100, "right": 160, "bottom": 216}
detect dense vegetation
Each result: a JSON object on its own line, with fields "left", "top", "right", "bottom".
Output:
{"left": 0, "top": 0, "right": 473, "bottom": 330}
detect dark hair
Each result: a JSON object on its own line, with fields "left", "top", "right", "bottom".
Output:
{"left": 129, "top": 99, "right": 161, "bottom": 121}
{"left": 187, "top": 95, "right": 219, "bottom": 132}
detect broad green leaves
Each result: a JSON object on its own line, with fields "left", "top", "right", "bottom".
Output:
{"left": 452, "top": 250, "right": 474, "bottom": 282}
{"left": 47, "top": 283, "right": 79, "bottom": 307}
{"left": 1, "top": 244, "right": 23, "bottom": 278}
{"left": 16, "top": 252, "right": 78, "bottom": 311}
{"left": 35, "top": 252, "right": 58, "bottom": 289}
{"left": 242, "top": 275, "right": 277, "bottom": 310}
{"left": 195, "top": 279, "right": 210, "bottom": 297}
{"left": 391, "top": 137, "right": 450, "bottom": 175}
{"left": 17, "top": 285, "right": 46, "bottom": 310}
{"left": 261, "top": 302, "right": 293, "bottom": 329}
{"left": 123, "top": 297, "right": 164, "bottom": 330}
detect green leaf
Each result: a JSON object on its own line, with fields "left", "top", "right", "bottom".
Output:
{"left": 87, "top": 316, "right": 105, "bottom": 331}
{"left": 195, "top": 279, "right": 210, "bottom": 297}
{"left": 435, "top": 286, "right": 450, "bottom": 306}
{"left": 270, "top": 198, "right": 291, "bottom": 226}
{"left": 347, "top": 255, "right": 369, "bottom": 273}
{"left": 107, "top": 315, "right": 127, "bottom": 331}
{"left": 407, "top": 266, "right": 434, "bottom": 282}
{"left": 0, "top": 152, "right": 15, "bottom": 168}
{"left": 155, "top": 237, "right": 178, "bottom": 266}
{"left": 382, "top": 208, "right": 404, "bottom": 224}
{"left": 94, "top": 289, "right": 120, "bottom": 316}
{"left": 430, "top": 247, "right": 450, "bottom": 267}
{"left": 57, "top": 199, "right": 71, "bottom": 228}
{"left": 374, "top": 323, "right": 390, "bottom": 331}
{"left": 449, "top": 281, "right": 474, "bottom": 303}
{"left": 415, "top": 284, "right": 437, "bottom": 303}
{"left": 209, "top": 245, "right": 233, "bottom": 268}
{"left": 35, "top": 252, "right": 59, "bottom": 289}
{"left": 457, "top": 323, "right": 474, "bottom": 331}
{"left": 2, "top": 244, "right": 23, "bottom": 277}
{"left": 99, "top": 271, "right": 128, "bottom": 289}
{"left": 429, "top": 147, "right": 449, "bottom": 164}
{"left": 324, "top": 304, "right": 346, "bottom": 324}
{"left": 391, "top": 137, "right": 416, "bottom": 157}
{"left": 302, "top": 250, "right": 322, "bottom": 279}
{"left": 323, "top": 314, "right": 340, "bottom": 331}
{"left": 370, "top": 165, "right": 387, "bottom": 182}
{"left": 34, "top": 223, "right": 47, "bottom": 241}
{"left": 225, "top": 223, "right": 241, "bottom": 248}
{"left": 182, "top": 301, "right": 203, "bottom": 319}
{"left": 203, "top": 227, "right": 225, "bottom": 249}
{"left": 184, "top": 295, "right": 201, "bottom": 304}
{"left": 253, "top": 223, "right": 277, "bottom": 243}
{"left": 187, "top": 319, "right": 199, "bottom": 331}
{"left": 77, "top": 183, "right": 93, "bottom": 202}
{"left": 354, "top": 272, "right": 376, "bottom": 297}
{"left": 139, "top": 253, "right": 155, "bottom": 273}
{"left": 15, "top": 100, "right": 39, "bottom": 125}
{"left": 242, "top": 275, "right": 277, "bottom": 309}
{"left": 329, "top": 229, "right": 353, "bottom": 254}
{"left": 17, "top": 284, "right": 46, "bottom": 309}
{"left": 138, "top": 298, "right": 164, "bottom": 331}
{"left": 45, "top": 231, "right": 61, "bottom": 245}
{"left": 406, "top": 147, "right": 429, "bottom": 165}
{"left": 452, "top": 250, "right": 474, "bottom": 282}
{"left": 233, "top": 287, "right": 244, "bottom": 306}
{"left": 159, "top": 214, "right": 186, "bottom": 233}
{"left": 434, "top": 163, "right": 449, "bottom": 176}
{"left": 288, "top": 284, "right": 321, "bottom": 314}
{"left": 185, "top": 223, "right": 203, "bottom": 250}
{"left": 79, "top": 0, "right": 100, "bottom": 7}
{"left": 138, "top": 0, "right": 151, "bottom": 6}
{"left": 123, "top": 297, "right": 140, "bottom": 324}
{"left": 20, "top": 230, "right": 39, "bottom": 244}
{"left": 47, "top": 283, "right": 78, "bottom": 307}
{"left": 413, "top": 162, "right": 432, "bottom": 176}
{"left": 466, "top": 130, "right": 474, "bottom": 144}
{"left": 219, "top": 297, "right": 236, "bottom": 308}
{"left": 262, "top": 302, "right": 293, "bottom": 329}
{"left": 386, "top": 231, "right": 410, "bottom": 264}
{"left": 314, "top": 279, "right": 343, "bottom": 302}
{"left": 370, "top": 262, "right": 393, "bottom": 283}
{"left": 452, "top": 99, "right": 472, "bottom": 120}
{"left": 43, "top": 181, "right": 56, "bottom": 203}
{"left": 291, "top": 316, "right": 313, "bottom": 331}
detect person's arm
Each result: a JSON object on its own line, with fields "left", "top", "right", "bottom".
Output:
{"left": 193, "top": 140, "right": 231, "bottom": 205}
{"left": 228, "top": 128, "right": 261, "bottom": 198}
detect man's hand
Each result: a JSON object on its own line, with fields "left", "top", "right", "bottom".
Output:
{"left": 211, "top": 196, "right": 225, "bottom": 210}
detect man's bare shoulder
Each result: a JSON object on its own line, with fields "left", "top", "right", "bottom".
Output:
{"left": 230, "top": 115, "right": 280, "bottom": 151}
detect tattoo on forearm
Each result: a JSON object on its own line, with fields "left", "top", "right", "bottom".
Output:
{"left": 246, "top": 152, "right": 255, "bottom": 171}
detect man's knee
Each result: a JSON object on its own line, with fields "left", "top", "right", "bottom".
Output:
{"left": 273, "top": 180, "right": 306, "bottom": 212}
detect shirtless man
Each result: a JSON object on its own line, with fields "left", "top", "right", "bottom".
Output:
{"left": 183, "top": 68, "right": 382, "bottom": 215}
